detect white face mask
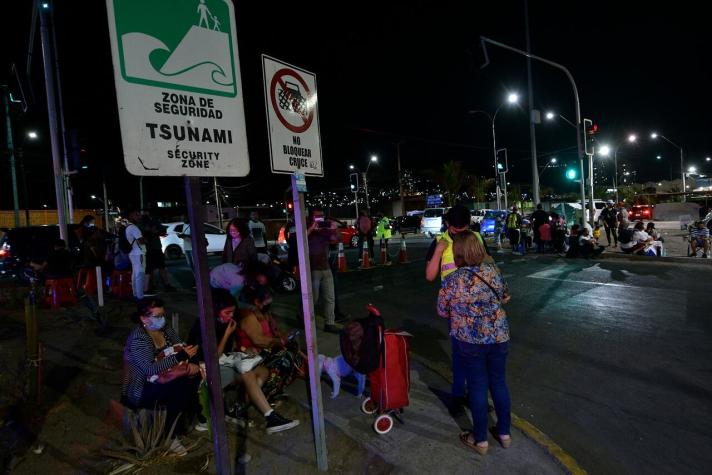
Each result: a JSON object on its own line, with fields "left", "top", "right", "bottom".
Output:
{"left": 145, "top": 315, "right": 166, "bottom": 331}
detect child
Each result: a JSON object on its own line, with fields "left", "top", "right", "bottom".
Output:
{"left": 592, "top": 224, "right": 602, "bottom": 245}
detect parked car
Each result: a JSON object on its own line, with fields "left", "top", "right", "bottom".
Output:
{"left": 422, "top": 208, "right": 448, "bottom": 236}
{"left": 481, "top": 210, "right": 508, "bottom": 235}
{"left": 160, "top": 222, "right": 227, "bottom": 259}
{"left": 628, "top": 204, "right": 654, "bottom": 221}
{"left": 392, "top": 214, "right": 422, "bottom": 235}
{"left": 471, "top": 209, "right": 491, "bottom": 225}
{"left": 0, "top": 225, "right": 83, "bottom": 279}
{"left": 276, "top": 218, "right": 359, "bottom": 248}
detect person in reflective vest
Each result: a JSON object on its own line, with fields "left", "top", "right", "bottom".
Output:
{"left": 374, "top": 213, "right": 393, "bottom": 263}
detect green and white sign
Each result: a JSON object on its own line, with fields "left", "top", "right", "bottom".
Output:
{"left": 106, "top": 0, "right": 249, "bottom": 176}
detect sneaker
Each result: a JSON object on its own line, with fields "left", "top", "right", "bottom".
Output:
{"left": 324, "top": 324, "right": 339, "bottom": 334}
{"left": 194, "top": 421, "right": 209, "bottom": 432}
{"left": 265, "top": 411, "right": 300, "bottom": 434}
{"left": 169, "top": 438, "right": 188, "bottom": 457}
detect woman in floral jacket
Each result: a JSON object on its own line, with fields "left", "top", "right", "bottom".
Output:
{"left": 437, "top": 232, "right": 512, "bottom": 455}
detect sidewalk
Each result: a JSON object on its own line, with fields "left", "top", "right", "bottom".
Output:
{"left": 0, "top": 290, "right": 567, "bottom": 474}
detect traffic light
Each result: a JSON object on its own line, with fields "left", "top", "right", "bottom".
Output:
{"left": 349, "top": 172, "right": 359, "bottom": 192}
{"left": 565, "top": 166, "right": 578, "bottom": 181}
{"left": 583, "top": 118, "right": 598, "bottom": 155}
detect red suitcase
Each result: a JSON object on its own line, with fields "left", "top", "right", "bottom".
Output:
{"left": 361, "top": 330, "right": 412, "bottom": 434}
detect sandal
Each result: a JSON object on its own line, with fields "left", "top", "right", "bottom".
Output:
{"left": 459, "top": 431, "right": 488, "bottom": 455}
{"left": 490, "top": 427, "right": 512, "bottom": 448}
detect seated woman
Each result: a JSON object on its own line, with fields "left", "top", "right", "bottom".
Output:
{"left": 188, "top": 289, "right": 299, "bottom": 434}
{"left": 121, "top": 298, "right": 201, "bottom": 456}
{"left": 237, "top": 285, "right": 304, "bottom": 400}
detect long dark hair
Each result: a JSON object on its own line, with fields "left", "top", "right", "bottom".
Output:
{"left": 225, "top": 218, "right": 250, "bottom": 238}
{"left": 212, "top": 288, "right": 237, "bottom": 319}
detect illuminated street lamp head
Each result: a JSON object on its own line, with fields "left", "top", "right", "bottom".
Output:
{"left": 90, "top": 195, "right": 97, "bottom": 199}
{"left": 628, "top": 134, "right": 637, "bottom": 143}
{"left": 507, "top": 93, "right": 519, "bottom": 104}
{"left": 650, "top": 132, "right": 658, "bottom": 139}
{"left": 349, "top": 164, "right": 354, "bottom": 170}
{"left": 598, "top": 145, "right": 611, "bottom": 157}
{"left": 656, "top": 155, "right": 662, "bottom": 160}
{"left": 370, "top": 155, "right": 378, "bottom": 162}
{"left": 550, "top": 157, "right": 557, "bottom": 163}
{"left": 688, "top": 166, "right": 697, "bottom": 173}
{"left": 27, "top": 131, "right": 38, "bottom": 140}
{"left": 707, "top": 157, "right": 711, "bottom": 162}
{"left": 545, "top": 111, "right": 555, "bottom": 120}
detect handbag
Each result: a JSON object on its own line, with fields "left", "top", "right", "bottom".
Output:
{"left": 149, "top": 344, "right": 192, "bottom": 384}
{"left": 220, "top": 352, "right": 264, "bottom": 374}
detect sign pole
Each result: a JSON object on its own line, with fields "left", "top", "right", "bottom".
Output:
{"left": 291, "top": 174, "right": 328, "bottom": 471}
{"left": 184, "top": 176, "right": 231, "bottom": 475}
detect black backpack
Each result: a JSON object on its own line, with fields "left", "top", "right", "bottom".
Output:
{"left": 118, "top": 225, "right": 134, "bottom": 254}
{"left": 618, "top": 228, "right": 634, "bottom": 244}
{"left": 340, "top": 305, "right": 384, "bottom": 374}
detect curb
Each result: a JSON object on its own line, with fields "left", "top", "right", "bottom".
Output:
{"left": 410, "top": 353, "right": 588, "bottom": 475}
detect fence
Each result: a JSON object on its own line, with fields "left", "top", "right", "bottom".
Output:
{"left": 0, "top": 209, "right": 105, "bottom": 229}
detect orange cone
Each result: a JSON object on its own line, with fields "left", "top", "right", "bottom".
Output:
{"left": 337, "top": 242, "right": 348, "bottom": 272}
{"left": 380, "top": 239, "right": 389, "bottom": 265}
{"left": 399, "top": 238, "right": 411, "bottom": 264}
{"left": 360, "top": 240, "right": 371, "bottom": 269}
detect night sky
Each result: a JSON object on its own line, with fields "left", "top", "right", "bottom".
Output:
{"left": 1, "top": 1, "right": 710, "bottom": 211}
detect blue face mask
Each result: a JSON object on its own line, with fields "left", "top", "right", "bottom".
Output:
{"left": 145, "top": 316, "right": 166, "bottom": 331}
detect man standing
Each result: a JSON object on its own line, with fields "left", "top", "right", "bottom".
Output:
{"left": 600, "top": 200, "right": 619, "bottom": 247}
{"left": 248, "top": 211, "right": 268, "bottom": 255}
{"left": 139, "top": 210, "right": 174, "bottom": 293}
{"left": 506, "top": 206, "right": 523, "bottom": 254}
{"left": 356, "top": 210, "right": 374, "bottom": 259}
{"left": 530, "top": 204, "right": 549, "bottom": 252}
{"left": 308, "top": 209, "right": 340, "bottom": 333}
{"left": 374, "top": 212, "right": 393, "bottom": 263}
{"left": 124, "top": 210, "right": 147, "bottom": 300}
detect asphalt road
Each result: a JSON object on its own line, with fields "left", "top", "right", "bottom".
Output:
{"left": 165, "top": 238, "right": 712, "bottom": 474}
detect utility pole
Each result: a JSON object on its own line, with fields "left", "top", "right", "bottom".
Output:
{"left": 102, "top": 177, "right": 109, "bottom": 232}
{"left": 525, "top": 0, "right": 541, "bottom": 205}
{"left": 213, "top": 177, "right": 223, "bottom": 229}
{"left": 38, "top": 1, "right": 67, "bottom": 241}
{"left": 396, "top": 141, "right": 405, "bottom": 216}
{"left": 2, "top": 86, "right": 21, "bottom": 227}
{"left": 491, "top": 120, "right": 502, "bottom": 210}
{"left": 362, "top": 172, "right": 370, "bottom": 212}
{"left": 50, "top": 3, "right": 73, "bottom": 223}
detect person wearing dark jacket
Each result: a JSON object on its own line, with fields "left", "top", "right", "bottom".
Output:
{"left": 222, "top": 218, "right": 257, "bottom": 267}
{"left": 530, "top": 204, "right": 549, "bottom": 252}
{"left": 599, "top": 200, "right": 619, "bottom": 247}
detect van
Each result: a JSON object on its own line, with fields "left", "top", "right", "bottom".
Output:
{"left": 422, "top": 208, "right": 448, "bottom": 236}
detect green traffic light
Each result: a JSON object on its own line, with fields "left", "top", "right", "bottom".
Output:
{"left": 566, "top": 168, "right": 577, "bottom": 180}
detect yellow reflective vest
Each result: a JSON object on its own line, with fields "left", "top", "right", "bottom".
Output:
{"left": 436, "top": 230, "right": 484, "bottom": 280}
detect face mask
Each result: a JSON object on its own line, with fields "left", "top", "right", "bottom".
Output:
{"left": 145, "top": 316, "right": 166, "bottom": 331}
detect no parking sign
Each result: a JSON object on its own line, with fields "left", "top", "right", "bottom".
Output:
{"left": 262, "top": 55, "right": 323, "bottom": 176}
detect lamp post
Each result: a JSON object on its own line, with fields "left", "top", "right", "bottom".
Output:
{"left": 598, "top": 135, "right": 637, "bottom": 203}
{"left": 651, "top": 132, "right": 685, "bottom": 202}
{"left": 538, "top": 157, "right": 557, "bottom": 178}
{"left": 469, "top": 92, "right": 519, "bottom": 210}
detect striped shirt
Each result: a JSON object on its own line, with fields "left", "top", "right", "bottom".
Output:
{"left": 691, "top": 227, "right": 709, "bottom": 240}
{"left": 121, "top": 325, "right": 184, "bottom": 407}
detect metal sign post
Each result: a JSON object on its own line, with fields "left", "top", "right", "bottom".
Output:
{"left": 291, "top": 174, "right": 328, "bottom": 471}
{"left": 185, "top": 176, "right": 231, "bottom": 474}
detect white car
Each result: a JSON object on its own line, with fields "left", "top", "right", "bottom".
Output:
{"left": 471, "top": 209, "right": 492, "bottom": 224}
{"left": 160, "top": 222, "right": 227, "bottom": 259}
{"left": 422, "top": 208, "right": 448, "bottom": 236}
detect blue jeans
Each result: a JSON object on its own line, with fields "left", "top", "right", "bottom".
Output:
{"left": 453, "top": 339, "right": 511, "bottom": 443}
{"left": 451, "top": 336, "right": 467, "bottom": 398}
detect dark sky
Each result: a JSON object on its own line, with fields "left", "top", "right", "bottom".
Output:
{"left": 1, "top": 0, "right": 710, "bottom": 210}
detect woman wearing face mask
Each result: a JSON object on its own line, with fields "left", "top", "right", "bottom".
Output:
{"left": 222, "top": 218, "right": 257, "bottom": 267}
{"left": 237, "top": 285, "right": 304, "bottom": 400}
{"left": 188, "top": 289, "right": 299, "bottom": 433}
{"left": 121, "top": 298, "right": 201, "bottom": 456}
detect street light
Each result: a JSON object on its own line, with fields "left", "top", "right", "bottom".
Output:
{"left": 688, "top": 166, "right": 697, "bottom": 174}
{"left": 27, "top": 131, "right": 38, "bottom": 140}
{"left": 597, "top": 137, "right": 638, "bottom": 203}
{"left": 468, "top": 91, "right": 520, "bottom": 210}
{"left": 650, "top": 131, "right": 685, "bottom": 201}
{"left": 706, "top": 157, "right": 711, "bottom": 162}
{"left": 545, "top": 111, "right": 555, "bottom": 120}
{"left": 544, "top": 110, "right": 576, "bottom": 128}
{"left": 538, "top": 157, "right": 558, "bottom": 178}
{"left": 628, "top": 134, "right": 637, "bottom": 143}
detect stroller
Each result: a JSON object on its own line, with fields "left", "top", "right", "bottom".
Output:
{"left": 341, "top": 305, "right": 412, "bottom": 435}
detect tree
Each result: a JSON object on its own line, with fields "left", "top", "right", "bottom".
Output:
{"left": 466, "top": 175, "right": 492, "bottom": 204}
{"left": 440, "top": 160, "right": 466, "bottom": 206}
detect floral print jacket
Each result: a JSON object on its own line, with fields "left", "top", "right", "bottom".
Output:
{"left": 437, "top": 264, "right": 510, "bottom": 345}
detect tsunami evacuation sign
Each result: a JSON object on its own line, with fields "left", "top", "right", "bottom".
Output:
{"left": 262, "top": 55, "right": 323, "bottom": 177}
{"left": 106, "top": 0, "right": 249, "bottom": 177}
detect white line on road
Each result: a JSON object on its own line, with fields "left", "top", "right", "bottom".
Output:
{"left": 527, "top": 275, "right": 635, "bottom": 288}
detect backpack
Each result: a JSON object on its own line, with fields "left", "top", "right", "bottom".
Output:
{"left": 118, "top": 225, "right": 134, "bottom": 254}
{"left": 340, "top": 304, "right": 384, "bottom": 374}
{"left": 619, "top": 228, "right": 634, "bottom": 244}
{"left": 506, "top": 213, "right": 520, "bottom": 229}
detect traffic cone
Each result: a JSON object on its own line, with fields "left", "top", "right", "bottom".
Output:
{"left": 380, "top": 239, "right": 389, "bottom": 265}
{"left": 399, "top": 238, "right": 411, "bottom": 264}
{"left": 337, "top": 242, "right": 348, "bottom": 272}
{"left": 359, "top": 240, "right": 371, "bottom": 269}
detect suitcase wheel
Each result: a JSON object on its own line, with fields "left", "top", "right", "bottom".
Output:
{"left": 374, "top": 414, "right": 394, "bottom": 434}
{"left": 361, "top": 397, "right": 378, "bottom": 415}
